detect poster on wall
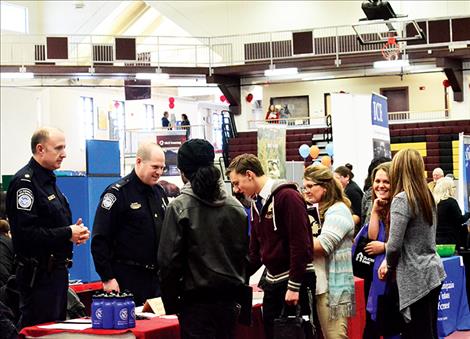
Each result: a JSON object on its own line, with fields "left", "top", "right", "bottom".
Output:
{"left": 270, "top": 95, "right": 309, "bottom": 125}
{"left": 459, "top": 134, "right": 470, "bottom": 212}
{"left": 257, "top": 125, "right": 286, "bottom": 179}
{"left": 371, "top": 93, "right": 391, "bottom": 159}
{"left": 156, "top": 132, "right": 186, "bottom": 176}
{"left": 97, "top": 107, "right": 108, "bottom": 130}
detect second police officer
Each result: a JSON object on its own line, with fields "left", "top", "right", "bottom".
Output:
{"left": 91, "top": 141, "right": 168, "bottom": 305}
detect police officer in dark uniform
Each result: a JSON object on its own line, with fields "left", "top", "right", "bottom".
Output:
{"left": 6, "top": 127, "right": 90, "bottom": 328}
{"left": 91, "top": 141, "right": 168, "bottom": 306}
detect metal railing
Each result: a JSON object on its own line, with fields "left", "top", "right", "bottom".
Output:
{"left": 1, "top": 15, "right": 468, "bottom": 70}
{"left": 245, "top": 110, "right": 457, "bottom": 131}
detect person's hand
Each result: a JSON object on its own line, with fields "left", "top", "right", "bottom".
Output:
{"left": 365, "top": 241, "right": 386, "bottom": 255}
{"left": 371, "top": 198, "right": 388, "bottom": 214}
{"left": 69, "top": 218, "right": 90, "bottom": 245}
{"left": 285, "top": 290, "right": 299, "bottom": 305}
{"left": 378, "top": 259, "right": 388, "bottom": 280}
{"left": 103, "top": 279, "right": 120, "bottom": 293}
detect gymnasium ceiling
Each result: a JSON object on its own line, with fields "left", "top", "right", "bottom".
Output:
{"left": 2, "top": 1, "right": 470, "bottom": 84}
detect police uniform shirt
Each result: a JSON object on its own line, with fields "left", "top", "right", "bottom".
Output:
{"left": 6, "top": 158, "right": 73, "bottom": 261}
{"left": 91, "top": 170, "right": 168, "bottom": 282}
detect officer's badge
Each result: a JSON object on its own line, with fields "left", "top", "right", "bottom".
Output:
{"left": 101, "top": 193, "right": 116, "bottom": 210}
{"left": 130, "top": 202, "right": 141, "bottom": 209}
{"left": 17, "top": 188, "right": 34, "bottom": 211}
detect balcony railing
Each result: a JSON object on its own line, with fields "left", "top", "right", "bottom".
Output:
{"left": 1, "top": 15, "right": 469, "bottom": 70}
{"left": 246, "top": 110, "right": 456, "bottom": 131}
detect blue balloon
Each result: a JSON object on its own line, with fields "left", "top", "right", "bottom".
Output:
{"left": 299, "top": 144, "right": 310, "bottom": 159}
{"left": 325, "top": 143, "right": 334, "bottom": 157}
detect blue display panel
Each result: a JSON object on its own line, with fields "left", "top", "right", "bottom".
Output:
{"left": 57, "top": 176, "right": 119, "bottom": 282}
{"left": 86, "top": 140, "right": 120, "bottom": 176}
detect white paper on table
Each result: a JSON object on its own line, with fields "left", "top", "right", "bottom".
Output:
{"left": 136, "top": 312, "right": 159, "bottom": 319}
{"left": 38, "top": 323, "right": 92, "bottom": 330}
{"left": 62, "top": 319, "right": 91, "bottom": 323}
{"left": 159, "top": 315, "right": 178, "bottom": 319}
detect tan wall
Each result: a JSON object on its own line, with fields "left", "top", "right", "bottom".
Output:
{"left": 263, "top": 72, "right": 448, "bottom": 117}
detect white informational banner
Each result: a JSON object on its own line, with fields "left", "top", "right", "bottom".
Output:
{"left": 458, "top": 133, "right": 470, "bottom": 212}
{"left": 331, "top": 93, "right": 390, "bottom": 189}
{"left": 257, "top": 124, "right": 287, "bottom": 179}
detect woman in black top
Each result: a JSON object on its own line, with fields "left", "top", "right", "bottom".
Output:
{"left": 334, "top": 164, "right": 363, "bottom": 229}
{"left": 433, "top": 177, "right": 470, "bottom": 247}
{"left": 181, "top": 114, "right": 191, "bottom": 140}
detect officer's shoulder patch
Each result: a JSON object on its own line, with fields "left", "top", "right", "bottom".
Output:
{"left": 101, "top": 193, "right": 117, "bottom": 210}
{"left": 17, "top": 188, "right": 34, "bottom": 211}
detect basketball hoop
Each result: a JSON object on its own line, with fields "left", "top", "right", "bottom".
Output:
{"left": 381, "top": 37, "right": 400, "bottom": 61}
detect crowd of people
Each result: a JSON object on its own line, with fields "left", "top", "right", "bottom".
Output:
{"left": 0, "top": 126, "right": 469, "bottom": 339}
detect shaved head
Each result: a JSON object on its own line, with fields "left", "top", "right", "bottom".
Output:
{"left": 31, "top": 126, "right": 63, "bottom": 154}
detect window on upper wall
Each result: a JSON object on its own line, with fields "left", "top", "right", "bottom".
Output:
{"left": 81, "top": 96, "right": 94, "bottom": 139}
{"left": 144, "top": 104, "right": 155, "bottom": 129}
{"left": 1, "top": 2, "right": 28, "bottom": 33}
{"left": 109, "top": 101, "right": 125, "bottom": 141}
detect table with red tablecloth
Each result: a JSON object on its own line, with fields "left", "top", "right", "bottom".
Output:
{"left": 22, "top": 278, "right": 365, "bottom": 339}
{"left": 19, "top": 304, "right": 265, "bottom": 339}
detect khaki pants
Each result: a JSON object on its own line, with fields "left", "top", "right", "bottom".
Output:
{"left": 316, "top": 292, "right": 348, "bottom": 339}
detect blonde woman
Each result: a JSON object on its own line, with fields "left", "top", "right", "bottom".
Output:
{"left": 303, "top": 164, "right": 355, "bottom": 339}
{"left": 433, "top": 177, "right": 470, "bottom": 246}
{"left": 379, "top": 149, "right": 446, "bottom": 339}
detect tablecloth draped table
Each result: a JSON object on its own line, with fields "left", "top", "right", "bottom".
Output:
{"left": 438, "top": 255, "right": 470, "bottom": 338}
{"left": 21, "top": 279, "right": 366, "bottom": 339}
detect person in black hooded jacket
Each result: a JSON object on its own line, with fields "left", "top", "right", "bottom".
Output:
{"left": 158, "top": 139, "right": 249, "bottom": 339}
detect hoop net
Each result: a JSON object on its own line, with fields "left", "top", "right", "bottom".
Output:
{"left": 381, "top": 37, "right": 400, "bottom": 61}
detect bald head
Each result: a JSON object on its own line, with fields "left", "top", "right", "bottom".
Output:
{"left": 31, "top": 127, "right": 66, "bottom": 170}
{"left": 135, "top": 141, "right": 166, "bottom": 186}
{"left": 31, "top": 127, "right": 63, "bottom": 154}
{"left": 136, "top": 141, "right": 164, "bottom": 161}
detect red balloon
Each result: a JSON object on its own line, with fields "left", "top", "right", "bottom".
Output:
{"left": 246, "top": 93, "right": 253, "bottom": 103}
{"left": 442, "top": 79, "right": 450, "bottom": 88}
{"left": 169, "top": 97, "right": 175, "bottom": 103}
{"left": 169, "top": 102, "right": 175, "bottom": 109}
{"left": 220, "top": 95, "right": 226, "bottom": 102}
{"left": 114, "top": 101, "right": 120, "bottom": 109}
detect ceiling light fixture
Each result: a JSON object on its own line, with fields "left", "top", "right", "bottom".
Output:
{"left": 264, "top": 66, "right": 298, "bottom": 77}
{"left": 1, "top": 72, "right": 34, "bottom": 79}
{"left": 373, "top": 59, "right": 410, "bottom": 69}
{"left": 301, "top": 75, "right": 335, "bottom": 81}
{"left": 136, "top": 68, "right": 170, "bottom": 81}
{"left": 1, "top": 66, "right": 34, "bottom": 79}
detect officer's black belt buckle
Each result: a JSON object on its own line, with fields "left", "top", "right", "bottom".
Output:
{"left": 115, "top": 259, "right": 156, "bottom": 270}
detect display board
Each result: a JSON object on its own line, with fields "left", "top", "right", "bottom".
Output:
{"left": 331, "top": 92, "right": 390, "bottom": 188}
{"left": 257, "top": 125, "right": 287, "bottom": 179}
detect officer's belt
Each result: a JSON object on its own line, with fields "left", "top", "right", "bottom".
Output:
{"left": 16, "top": 255, "right": 72, "bottom": 271}
{"left": 115, "top": 259, "right": 156, "bottom": 270}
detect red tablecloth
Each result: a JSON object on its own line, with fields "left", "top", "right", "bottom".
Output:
{"left": 70, "top": 281, "right": 103, "bottom": 294}
{"left": 348, "top": 277, "right": 366, "bottom": 339}
{"left": 20, "top": 304, "right": 264, "bottom": 339}
{"left": 21, "top": 280, "right": 364, "bottom": 339}
{"left": 20, "top": 317, "right": 179, "bottom": 339}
